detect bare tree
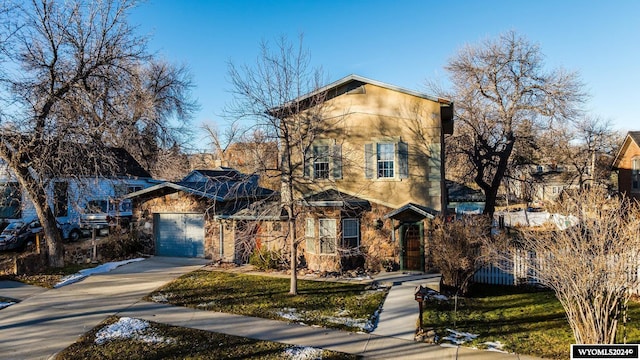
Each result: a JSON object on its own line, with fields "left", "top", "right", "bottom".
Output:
{"left": 0, "top": 0, "right": 193, "bottom": 266}
{"left": 225, "top": 35, "right": 329, "bottom": 295}
{"left": 489, "top": 187, "right": 640, "bottom": 344}
{"left": 435, "top": 31, "right": 586, "bottom": 216}
{"left": 430, "top": 216, "right": 491, "bottom": 295}
{"left": 104, "top": 60, "right": 197, "bottom": 180}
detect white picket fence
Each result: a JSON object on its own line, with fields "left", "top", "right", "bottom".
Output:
{"left": 473, "top": 249, "right": 539, "bottom": 286}
{"left": 473, "top": 249, "right": 640, "bottom": 294}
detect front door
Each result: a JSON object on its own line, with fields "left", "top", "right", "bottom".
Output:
{"left": 401, "top": 223, "right": 423, "bottom": 271}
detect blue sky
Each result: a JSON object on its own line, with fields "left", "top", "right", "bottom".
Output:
{"left": 130, "top": 0, "right": 640, "bottom": 145}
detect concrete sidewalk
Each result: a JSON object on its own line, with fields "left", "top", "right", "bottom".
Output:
{"left": 0, "top": 256, "right": 209, "bottom": 360}
{"left": 371, "top": 272, "right": 441, "bottom": 340}
{"left": 119, "top": 301, "right": 540, "bottom": 360}
{"left": 0, "top": 260, "right": 542, "bottom": 360}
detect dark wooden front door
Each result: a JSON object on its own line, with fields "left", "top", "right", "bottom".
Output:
{"left": 401, "top": 224, "right": 423, "bottom": 271}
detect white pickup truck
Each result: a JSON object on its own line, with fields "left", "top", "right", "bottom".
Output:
{"left": 80, "top": 198, "right": 133, "bottom": 235}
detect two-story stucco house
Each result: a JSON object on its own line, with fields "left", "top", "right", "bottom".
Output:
{"left": 273, "top": 74, "right": 453, "bottom": 272}
{"left": 613, "top": 131, "right": 640, "bottom": 202}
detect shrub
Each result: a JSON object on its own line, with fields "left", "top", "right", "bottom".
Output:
{"left": 249, "top": 248, "right": 286, "bottom": 270}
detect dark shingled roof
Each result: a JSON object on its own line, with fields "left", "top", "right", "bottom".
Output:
{"left": 629, "top": 131, "right": 640, "bottom": 146}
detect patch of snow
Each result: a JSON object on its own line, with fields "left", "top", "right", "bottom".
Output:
{"left": 94, "top": 317, "right": 170, "bottom": 345}
{"left": 284, "top": 346, "right": 323, "bottom": 360}
{"left": 484, "top": 341, "right": 507, "bottom": 352}
{"left": 0, "top": 301, "right": 16, "bottom": 309}
{"left": 442, "top": 329, "right": 478, "bottom": 345}
{"left": 276, "top": 308, "right": 302, "bottom": 321}
{"left": 425, "top": 289, "right": 448, "bottom": 301}
{"left": 54, "top": 258, "right": 145, "bottom": 288}
{"left": 151, "top": 293, "right": 170, "bottom": 303}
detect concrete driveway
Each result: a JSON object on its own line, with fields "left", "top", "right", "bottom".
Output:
{"left": 0, "top": 256, "right": 208, "bottom": 360}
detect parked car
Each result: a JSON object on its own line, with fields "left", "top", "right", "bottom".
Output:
{"left": 0, "top": 219, "right": 42, "bottom": 251}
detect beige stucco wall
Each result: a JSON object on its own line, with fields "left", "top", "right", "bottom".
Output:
{"left": 296, "top": 83, "right": 445, "bottom": 211}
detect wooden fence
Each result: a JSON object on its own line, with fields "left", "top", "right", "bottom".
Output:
{"left": 473, "top": 249, "right": 640, "bottom": 294}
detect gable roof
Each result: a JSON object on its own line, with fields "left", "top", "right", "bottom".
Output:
{"left": 125, "top": 168, "right": 273, "bottom": 202}
{"left": 271, "top": 74, "right": 452, "bottom": 117}
{"left": 300, "top": 189, "right": 371, "bottom": 209}
{"left": 314, "top": 74, "right": 450, "bottom": 104}
{"left": 612, "top": 131, "right": 640, "bottom": 169}
{"left": 383, "top": 202, "right": 438, "bottom": 221}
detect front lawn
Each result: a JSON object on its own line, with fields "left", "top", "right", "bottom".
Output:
{"left": 56, "top": 316, "right": 360, "bottom": 360}
{"left": 2, "top": 263, "right": 95, "bottom": 288}
{"left": 147, "top": 270, "right": 388, "bottom": 332}
{"left": 423, "top": 285, "right": 640, "bottom": 359}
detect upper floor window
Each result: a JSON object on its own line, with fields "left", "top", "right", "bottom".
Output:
{"left": 304, "top": 143, "right": 342, "bottom": 180}
{"left": 365, "top": 141, "right": 408, "bottom": 180}
{"left": 377, "top": 143, "right": 395, "bottom": 178}
{"left": 313, "top": 145, "right": 330, "bottom": 179}
{"left": 633, "top": 158, "right": 640, "bottom": 191}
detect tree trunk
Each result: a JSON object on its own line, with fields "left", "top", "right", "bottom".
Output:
{"left": 15, "top": 167, "right": 65, "bottom": 267}
{"left": 289, "top": 217, "right": 298, "bottom": 295}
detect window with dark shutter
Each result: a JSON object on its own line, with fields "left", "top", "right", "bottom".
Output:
{"left": 364, "top": 143, "right": 374, "bottom": 179}
{"left": 332, "top": 144, "right": 342, "bottom": 179}
{"left": 398, "top": 141, "right": 409, "bottom": 179}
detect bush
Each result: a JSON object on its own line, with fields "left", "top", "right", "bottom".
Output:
{"left": 249, "top": 248, "right": 286, "bottom": 270}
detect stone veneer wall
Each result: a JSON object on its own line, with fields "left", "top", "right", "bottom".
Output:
{"left": 299, "top": 202, "right": 398, "bottom": 273}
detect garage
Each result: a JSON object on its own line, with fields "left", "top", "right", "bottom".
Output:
{"left": 154, "top": 213, "right": 205, "bottom": 258}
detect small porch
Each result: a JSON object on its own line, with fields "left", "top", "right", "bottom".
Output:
{"left": 384, "top": 203, "right": 437, "bottom": 272}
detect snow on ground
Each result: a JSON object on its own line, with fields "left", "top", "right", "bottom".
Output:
{"left": 54, "top": 258, "right": 145, "bottom": 288}
{"left": 276, "top": 308, "right": 302, "bottom": 321}
{"left": 275, "top": 306, "right": 381, "bottom": 333}
{"left": 441, "top": 329, "right": 479, "bottom": 345}
{"left": 94, "top": 317, "right": 171, "bottom": 345}
{"left": 284, "top": 346, "right": 324, "bottom": 360}
{"left": 425, "top": 289, "right": 448, "bottom": 301}
{"left": 151, "top": 293, "right": 170, "bottom": 303}
{"left": 483, "top": 341, "right": 507, "bottom": 352}
{"left": 0, "top": 301, "right": 16, "bottom": 309}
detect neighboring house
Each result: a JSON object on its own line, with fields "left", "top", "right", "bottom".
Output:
{"left": 277, "top": 74, "right": 453, "bottom": 272}
{"left": 0, "top": 147, "right": 155, "bottom": 239}
{"left": 126, "top": 168, "right": 275, "bottom": 261}
{"left": 446, "top": 180, "right": 485, "bottom": 215}
{"left": 613, "top": 131, "right": 640, "bottom": 202}
{"left": 507, "top": 164, "right": 582, "bottom": 203}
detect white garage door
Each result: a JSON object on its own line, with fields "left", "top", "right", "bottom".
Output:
{"left": 154, "top": 213, "right": 205, "bottom": 258}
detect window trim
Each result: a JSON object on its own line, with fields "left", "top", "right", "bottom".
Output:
{"left": 313, "top": 144, "right": 330, "bottom": 179}
{"left": 305, "top": 218, "right": 316, "bottom": 254}
{"left": 376, "top": 143, "right": 395, "bottom": 178}
{"left": 365, "top": 140, "right": 408, "bottom": 180}
{"left": 341, "top": 218, "right": 360, "bottom": 249}
{"left": 304, "top": 141, "right": 342, "bottom": 180}
{"left": 318, "top": 218, "right": 337, "bottom": 254}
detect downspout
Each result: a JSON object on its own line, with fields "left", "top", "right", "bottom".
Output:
{"left": 219, "top": 218, "right": 224, "bottom": 260}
